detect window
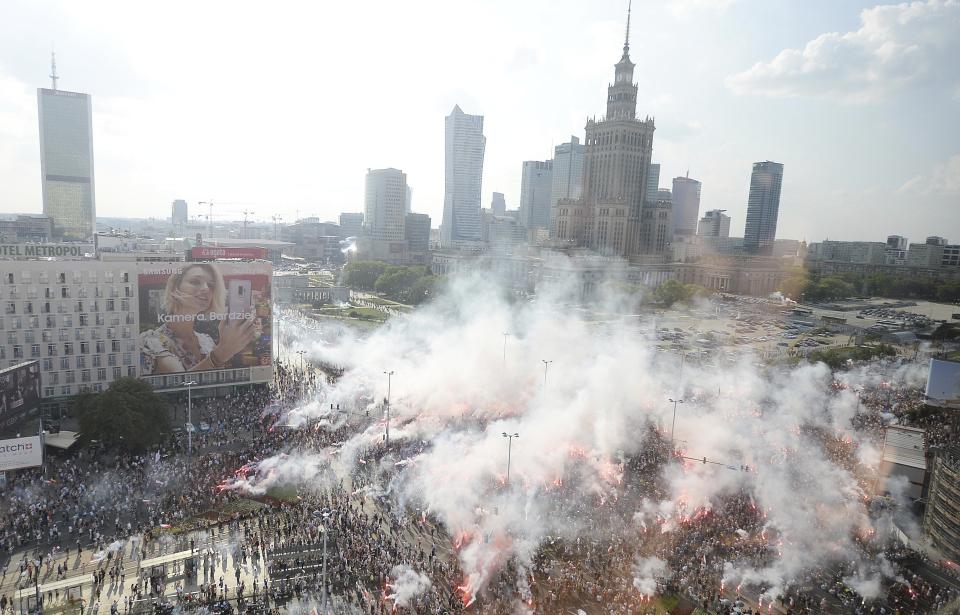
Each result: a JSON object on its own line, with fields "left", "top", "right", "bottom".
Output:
{"left": 76, "top": 356, "right": 86, "bottom": 369}
{"left": 81, "top": 369, "right": 90, "bottom": 383}
{"left": 42, "top": 302, "right": 50, "bottom": 314}
{"left": 42, "top": 358, "right": 53, "bottom": 370}
{"left": 127, "top": 366, "right": 136, "bottom": 377}
{"left": 112, "top": 366, "right": 121, "bottom": 380}
{"left": 57, "top": 272, "right": 66, "bottom": 284}
{"left": 47, "top": 344, "right": 56, "bottom": 356}
{"left": 92, "top": 383, "right": 103, "bottom": 393}
{"left": 5, "top": 302, "right": 15, "bottom": 314}
{"left": 50, "top": 372, "right": 59, "bottom": 384}
{"left": 38, "top": 272, "right": 48, "bottom": 284}
{"left": 75, "top": 301, "right": 83, "bottom": 312}
{"left": 4, "top": 273, "right": 12, "bottom": 284}
{"left": 122, "top": 352, "right": 132, "bottom": 365}
{"left": 30, "top": 344, "right": 40, "bottom": 358}
{"left": 63, "top": 315, "right": 73, "bottom": 327}
{"left": 96, "top": 314, "right": 104, "bottom": 326}
{"left": 60, "top": 287, "right": 70, "bottom": 299}
{"left": 59, "top": 329, "right": 69, "bottom": 342}
{"left": 106, "top": 299, "right": 115, "bottom": 312}
{"left": 21, "top": 272, "right": 31, "bottom": 283}
{"left": 121, "top": 326, "right": 131, "bottom": 339}
{"left": 25, "top": 301, "right": 33, "bottom": 313}
{"left": 106, "top": 327, "right": 116, "bottom": 338}
{"left": 80, "top": 341, "right": 89, "bottom": 354}
{"left": 95, "top": 341, "right": 105, "bottom": 353}
{"left": 97, "top": 368, "right": 106, "bottom": 380}
{"left": 60, "top": 357, "right": 70, "bottom": 369}
{"left": 65, "top": 371, "right": 75, "bottom": 384}
{"left": 6, "top": 331, "right": 16, "bottom": 344}
{"left": 72, "top": 271, "right": 82, "bottom": 284}
{"left": 12, "top": 345, "right": 23, "bottom": 359}
{"left": 108, "top": 354, "right": 117, "bottom": 367}
{"left": 92, "top": 355, "right": 102, "bottom": 367}
{"left": 111, "top": 340, "right": 121, "bottom": 352}
{"left": 87, "top": 271, "right": 98, "bottom": 283}
{"left": 79, "top": 314, "right": 88, "bottom": 326}
{"left": 44, "top": 387, "right": 55, "bottom": 397}
{"left": 120, "top": 299, "right": 130, "bottom": 311}
{"left": 104, "top": 271, "right": 114, "bottom": 283}
{"left": 29, "top": 315, "right": 39, "bottom": 328}
{"left": 60, "top": 386, "right": 71, "bottom": 396}
{"left": 45, "top": 315, "right": 54, "bottom": 327}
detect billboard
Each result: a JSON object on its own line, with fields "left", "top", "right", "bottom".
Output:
{"left": 926, "top": 358, "right": 960, "bottom": 407}
{"left": 0, "top": 436, "right": 43, "bottom": 472}
{"left": 190, "top": 246, "right": 268, "bottom": 260}
{"left": 0, "top": 361, "right": 41, "bottom": 432}
{"left": 138, "top": 262, "right": 273, "bottom": 376}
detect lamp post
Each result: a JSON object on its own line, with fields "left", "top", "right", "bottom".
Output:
{"left": 502, "top": 432, "right": 519, "bottom": 485}
{"left": 296, "top": 350, "right": 307, "bottom": 372}
{"left": 313, "top": 508, "right": 337, "bottom": 614}
{"left": 502, "top": 332, "right": 510, "bottom": 370}
{"left": 541, "top": 359, "right": 553, "bottom": 387}
{"left": 182, "top": 380, "right": 197, "bottom": 455}
{"left": 668, "top": 397, "right": 684, "bottom": 450}
{"left": 383, "top": 370, "right": 394, "bottom": 446}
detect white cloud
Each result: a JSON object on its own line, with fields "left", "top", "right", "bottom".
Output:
{"left": 899, "top": 154, "right": 960, "bottom": 194}
{"left": 726, "top": 0, "right": 960, "bottom": 103}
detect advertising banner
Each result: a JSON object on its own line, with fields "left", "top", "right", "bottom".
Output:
{"left": 926, "top": 358, "right": 960, "bottom": 407}
{"left": 0, "top": 361, "right": 41, "bottom": 432}
{"left": 138, "top": 262, "right": 273, "bottom": 376}
{"left": 0, "top": 436, "right": 42, "bottom": 472}
{"left": 190, "top": 246, "right": 268, "bottom": 260}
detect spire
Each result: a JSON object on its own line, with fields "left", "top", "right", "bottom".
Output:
{"left": 49, "top": 51, "right": 58, "bottom": 90}
{"left": 622, "top": 0, "right": 632, "bottom": 59}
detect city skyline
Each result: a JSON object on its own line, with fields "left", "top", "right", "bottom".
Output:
{"left": 0, "top": 0, "right": 957, "bottom": 242}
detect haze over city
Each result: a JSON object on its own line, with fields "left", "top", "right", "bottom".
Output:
{"left": 1, "top": 0, "right": 957, "bottom": 241}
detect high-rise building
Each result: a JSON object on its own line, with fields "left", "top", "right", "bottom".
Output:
{"left": 743, "top": 161, "right": 784, "bottom": 255}
{"left": 405, "top": 213, "right": 431, "bottom": 265}
{"left": 38, "top": 56, "right": 96, "bottom": 241}
{"left": 406, "top": 186, "right": 413, "bottom": 214}
{"left": 549, "top": 136, "right": 585, "bottom": 233}
{"left": 927, "top": 236, "right": 949, "bottom": 246}
{"left": 364, "top": 168, "right": 408, "bottom": 241}
{"left": 171, "top": 200, "right": 188, "bottom": 226}
{"left": 697, "top": 209, "right": 731, "bottom": 238}
{"left": 519, "top": 160, "right": 553, "bottom": 232}
{"left": 491, "top": 192, "right": 507, "bottom": 216}
{"left": 671, "top": 174, "right": 702, "bottom": 236}
{"left": 441, "top": 105, "right": 485, "bottom": 245}
{"left": 645, "top": 163, "right": 660, "bottom": 204}
{"left": 339, "top": 212, "right": 364, "bottom": 238}
{"left": 553, "top": 7, "right": 657, "bottom": 257}
{"left": 887, "top": 235, "right": 908, "bottom": 251}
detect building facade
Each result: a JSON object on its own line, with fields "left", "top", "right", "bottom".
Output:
{"left": 491, "top": 192, "right": 507, "bottom": 216}
{"left": 0, "top": 215, "right": 53, "bottom": 243}
{"left": 553, "top": 15, "right": 658, "bottom": 259}
{"left": 519, "top": 160, "right": 554, "bottom": 233}
{"left": 339, "top": 213, "right": 364, "bottom": 238}
{"left": 171, "top": 200, "right": 188, "bottom": 226}
{"left": 441, "top": 105, "right": 486, "bottom": 245}
{"left": 697, "top": 209, "right": 731, "bottom": 238}
{"left": 549, "top": 136, "right": 585, "bottom": 233}
{"left": 924, "top": 445, "right": 960, "bottom": 562}
{"left": 743, "top": 161, "right": 784, "bottom": 255}
{"left": 671, "top": 174, "right": 702, "bottom": 236}
{"left": 38, "top": 87, "right": 96, "bottom": 241}
{"left": 405, "top": 213, "right": 431, "bottom": 265}
{"left": 364, "top": 168, "right": 408, "bottom": 241}
{"left": 645, "top": 163, "right": 660, "bottom": 204}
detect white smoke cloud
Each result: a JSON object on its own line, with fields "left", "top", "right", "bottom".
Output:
{"left": 233, "top": 269, "right": 926, "bottom": 605}
{"left": 386, "top": 564, "right": 432, "bottom": 608}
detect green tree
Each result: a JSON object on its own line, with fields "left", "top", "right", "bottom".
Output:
{"left": 779, "top": 274, "right": 810, "bottom": 301}
{"left": 653, "top": 279, "right": 688, "bottom": 307}
{"left": 76, "top": 377, "right": 171, "bottom": 452}
{"left": 344, "top": 261, "right": 389, "bottom": 291}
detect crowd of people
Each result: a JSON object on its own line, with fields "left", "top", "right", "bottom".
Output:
{"left": 1, "top": 341, "right": 959, "bottom": 614}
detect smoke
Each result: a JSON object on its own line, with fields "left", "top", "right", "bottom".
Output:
{"left": 236, "top": 269, "right": 927, "bottom": 604}
{"left": 633, "top": 556, "right": 668, "bottom": 596}
{"left": 386, "top": 564, "right": 432, "bottom": 607}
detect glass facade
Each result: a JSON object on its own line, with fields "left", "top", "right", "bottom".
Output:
{"left": 38, "top": 88, "right": 96, "bottom": 241}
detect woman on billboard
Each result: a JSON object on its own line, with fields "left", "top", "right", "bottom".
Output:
{"left": 140, "top": 263, "right": 258, "bottom": 375}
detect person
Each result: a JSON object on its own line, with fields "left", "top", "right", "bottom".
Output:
{"left": 139, "top": 263, "right": 257, "bottom": 375}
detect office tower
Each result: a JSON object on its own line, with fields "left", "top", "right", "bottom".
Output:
{"left": 743, "top": 161, "right": 784, "bottom": 255}
{"left": 405, "top": 212, "right": 431, "bottom": 264}
{"left": 171, "top": 200, "right": 188, "bottom": 226}
{"left": 926, "top": 236, "right": 949, "bottom": 246}
{"left": 671, "top": 174, "right": 701, "bottom": 236}
{"left": 38, "top": 55, "right": 96, "bottom": 241}
{"left": 519, "top": 160, "right": 553, "bottom": 232}
{"left": 339, "top": 212, "right": 364, "bottom": 238}
{"left": 549, "top": 136, "right": 585, "bottom": 232}
{"left": 441, "top": 105, "right": 485, "bottom": 245}
{"left": 491, "top": 192, "right": 507, "bottom": 216}
{"left": 554, "top": 5, "right": 656, "bottom": 257}
{"left": 406, "top": 185, "right": 413, "bottom": 214}
{"left": 645, "top": 163, "right": 660, "bottom": 204}
{"left": 364, "top": 168, "right": 408, "bottom": 241}
{"left": 697, "top": 209, "right": 731, "bottom": 238}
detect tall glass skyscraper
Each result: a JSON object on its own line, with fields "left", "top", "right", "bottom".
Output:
{"left": 38, "top": 87, "right": 96, "bottom": 241}
{"left": 441, "top": 105, "right": 485, "bottom": 245}
{"left": 743, "top": 161, "right": 784, "bottom": 255}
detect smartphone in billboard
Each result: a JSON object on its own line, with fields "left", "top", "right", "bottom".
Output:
{"left": 228, "top": 279, "right": 252, "bottom": 318}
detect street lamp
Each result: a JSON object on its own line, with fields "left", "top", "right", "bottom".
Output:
{"left": 383, "top": 370, "right": 394, "bottom": 446}
{"left": 182, "top": 380, "right": 197, "bottom": 454}
{"left": 541, "top": 359, "right": 553, "bottom": 387}
{"left": 502, "top": 432, "right": 519, "bottom": 485}
{"left": 312, "top": 508, "right": 337, "bottom": 614}
{"left": 668, "top": 397, "right": 684, "bottom": 450}
{"left": 296, "top": 349, "right": 307, "bottom": 371}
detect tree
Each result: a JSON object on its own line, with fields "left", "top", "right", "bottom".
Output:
{"left": 76, "top": 377, "right": 171, "bottom": 452}
{"left": 344, "top": 261, "right": 389, "bottom": 291}
{"left": 653, "top": 279, "right": 688, "bottom": 307}
{"left": 778, "top": 274, "right": 810, "bottom": 301}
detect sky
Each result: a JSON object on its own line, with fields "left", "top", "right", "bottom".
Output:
{"left": 0, "top": 0, "right": 957, "bottom": 243}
